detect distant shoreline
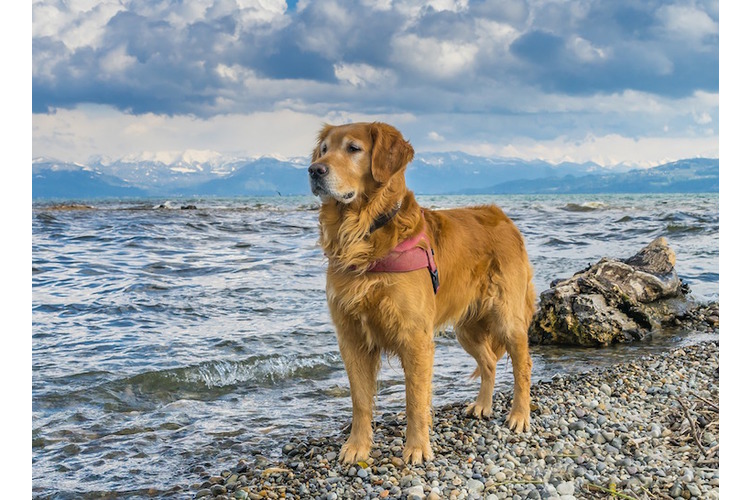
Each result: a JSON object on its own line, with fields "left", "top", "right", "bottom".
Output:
{"left": 31, "top": 191, "right": 720, "bottom": 205}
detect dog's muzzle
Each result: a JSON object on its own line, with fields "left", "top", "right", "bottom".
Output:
{"left": 308, "top": 162, "right": 329, "bottom": 196}
{"left": 308, "top": 163, "right": 355, "bottom": 202}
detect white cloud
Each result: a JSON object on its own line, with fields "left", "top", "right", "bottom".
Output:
{"left": 32, "top": 0, "right": 125, "bottom": 50}
{"left": 657, "top": 4, "right": 718, "bottom": 42}
{"left": 163, "top": 0, "right": 213, "bottom": 29}
{"left": 298, "top": 1, "right": 355, "bottom": 58}
{"left": 474, "top": 19, "right": 520, "bottom": 53}
{"left": 391, "top": 34, "right": 478, "bottom": 79}
{"left": 568, "top": 36, "right": 607, "bottom": 63}
{"left": 454, "top": 133, "right": 719, "bottom": 168}
{"left": 394, "top": 0, "right": 468, "bottom": 18}
{"left": 333, "top": 63, "right": 396, "bottom": 87}
{"left": 32, "top": 96, "right": 718, "bottom": 169}
{"left": 235, "top": 0, "right": 289, "bottom": 27}
{"left": 424, "top": 0, "right": 468, "bottom": 12}
{"left": 361, "top": 0, "right": 393, "bottom": 11}
{"left": 99, "top": 45, "right": 138, "bottom": 76}
{"left": 31, "top": 104, "right": 416, "bottom": 162}
{"left": 693, "top": 111, "right": 712, "bottom": 125}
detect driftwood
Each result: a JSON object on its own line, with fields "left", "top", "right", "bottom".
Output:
{"left": 528, "top": 237, "right": 716, "bottom": 346}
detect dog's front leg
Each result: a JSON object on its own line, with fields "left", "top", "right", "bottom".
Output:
{"left": 400, "top": 332, "right": 435, "bottom": 465}
{"left": 338, "top": 333, "right": 381, "bottom": 464}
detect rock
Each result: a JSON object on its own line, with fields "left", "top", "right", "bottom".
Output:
{"left": 466, "top": 479, "right": 484, "bottom": 493}
{"left": 670, "top": 483, "right": 683, "bottom": 498}
{"left": 404, "top": 484, "right": 425, "bottom": 498}
{"left": 211, "top": 484, "right": 228, "bottom": 496}
{"left": 556, "top": 481, "right": 575, "bottom": 495}
{"left": 529, "top": 237, "right": 710, "bottom": 346}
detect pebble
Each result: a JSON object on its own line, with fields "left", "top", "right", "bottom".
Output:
{"left": 556, "top": 481, "right": 575, "bottom": 495}
{"left": 466, "top": 478, "right": 484, "bottom": 493}
{"left": 189, "top": 341, "right": 719, "bottom": 500}
{"left": 404, "top": 484, "right": 424, "bottom": 498}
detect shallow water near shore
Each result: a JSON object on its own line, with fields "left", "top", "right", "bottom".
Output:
{"left": 32, "top": 193, "right": 718, "bottom": 498}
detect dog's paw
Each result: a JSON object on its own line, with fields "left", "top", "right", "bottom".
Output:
{"left": 506, "top": 410, "right": 530, "bottom": 433}
{"left": 338, "top": 440, "right": 371, "bottom": 464}
{"left": 466, "top": 401, "right": 493, "bottom": 419}
{"left": 403, "top": 440, "right": 434, "bottom": 465}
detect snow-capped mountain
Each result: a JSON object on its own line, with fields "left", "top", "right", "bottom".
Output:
{"left": 31, "top": 152, "right": 718, "bottom": 199}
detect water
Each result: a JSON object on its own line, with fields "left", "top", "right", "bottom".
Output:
{"left": 32, "top": 194, "right": 719, "bottom": 498}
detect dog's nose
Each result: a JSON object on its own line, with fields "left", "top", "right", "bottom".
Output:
{"left": 308, "top": 163, "right": 329, "bottom": 178}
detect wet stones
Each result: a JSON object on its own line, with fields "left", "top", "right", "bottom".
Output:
{"left": 190, "top": 341, "right": 718, "bottom": 500}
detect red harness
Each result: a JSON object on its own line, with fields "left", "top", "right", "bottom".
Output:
{"left": 366, "top": 225, "right": 440, "bottom": 294}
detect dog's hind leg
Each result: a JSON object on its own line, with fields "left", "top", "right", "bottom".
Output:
{"left": 503, "top": 319, "right": 532, "bottom": 432}
{"left": 497, "top": 291, "right": 534, "bottom": 433}
{"left": 456, "top": 319, "right": 504, "bottom": 418}
{"left": 502, "top": 278, "right": 536, "bottom": 432}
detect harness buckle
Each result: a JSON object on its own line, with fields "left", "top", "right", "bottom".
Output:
{"left": 429, "top": 249, "right": 440, "bottom": 294}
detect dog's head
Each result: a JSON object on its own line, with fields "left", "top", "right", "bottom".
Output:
{"left": 308, "top": 122, "right": 414, "bottom": 204}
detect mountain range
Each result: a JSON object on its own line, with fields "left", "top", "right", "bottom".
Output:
{"left": 32, "top": 153, "right": 718, "bottom": 199}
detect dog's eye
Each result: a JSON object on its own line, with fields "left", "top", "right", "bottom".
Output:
{"left": 321, "top": 144, "right": 327, "bottom": 155}
{"left": 348, "top": 143, "right": 361, "bottom": 153}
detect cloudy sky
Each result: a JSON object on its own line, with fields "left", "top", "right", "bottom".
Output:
{"left": 31, "top": 0, "right": 719, "bottom": 166}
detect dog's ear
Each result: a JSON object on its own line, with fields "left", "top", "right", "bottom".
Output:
{"left": 311, "top": 124, "right": 333, "bottom": 163}
{"left": 370, "top": 122, "right": 414, "bottom": 183}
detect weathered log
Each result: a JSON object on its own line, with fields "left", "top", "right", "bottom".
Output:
{"left": 528, "top": 237, "right": 707, "bottom": 346}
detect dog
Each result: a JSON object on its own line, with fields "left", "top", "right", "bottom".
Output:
{"left": 308, "top": 122, "right": 535, "bottom": 465}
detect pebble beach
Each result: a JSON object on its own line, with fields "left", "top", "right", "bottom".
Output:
{"left": 188, "top": 339, "right": 719, "bottom": 500}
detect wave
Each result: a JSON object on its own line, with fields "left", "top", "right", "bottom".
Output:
{"left": 561, "top": 201, "right": 607, "bottom": 212}
{"left": 118, "top": 351, "right": 341, "bottom": 396}
{"left": 665, "top": 223, "right": 704, "bottom": 234}
{"left": 37, "top": 352, "right": 343, "bottom": 413}
{"left": 543, "top": 237, "right": 589, "bottom": 247}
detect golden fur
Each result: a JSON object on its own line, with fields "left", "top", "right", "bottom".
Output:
{"left": 309, "top": 122, "right": 536, "bottom": 465}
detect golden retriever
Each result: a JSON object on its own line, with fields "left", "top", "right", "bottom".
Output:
{"left": 308, "top": 122, "right": 535, "bottom": 465}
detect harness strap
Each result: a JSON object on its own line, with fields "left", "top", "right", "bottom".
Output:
{"left": 366, "top": 215, "right": 440, "bottom": 294}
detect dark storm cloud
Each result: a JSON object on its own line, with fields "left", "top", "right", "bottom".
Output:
{"left": 32, "top": 0, "right": 718, "bottom": 117}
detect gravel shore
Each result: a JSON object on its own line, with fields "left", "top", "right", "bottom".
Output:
{"left": 190, "top": 340, "right": 719, "bottom": 500}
